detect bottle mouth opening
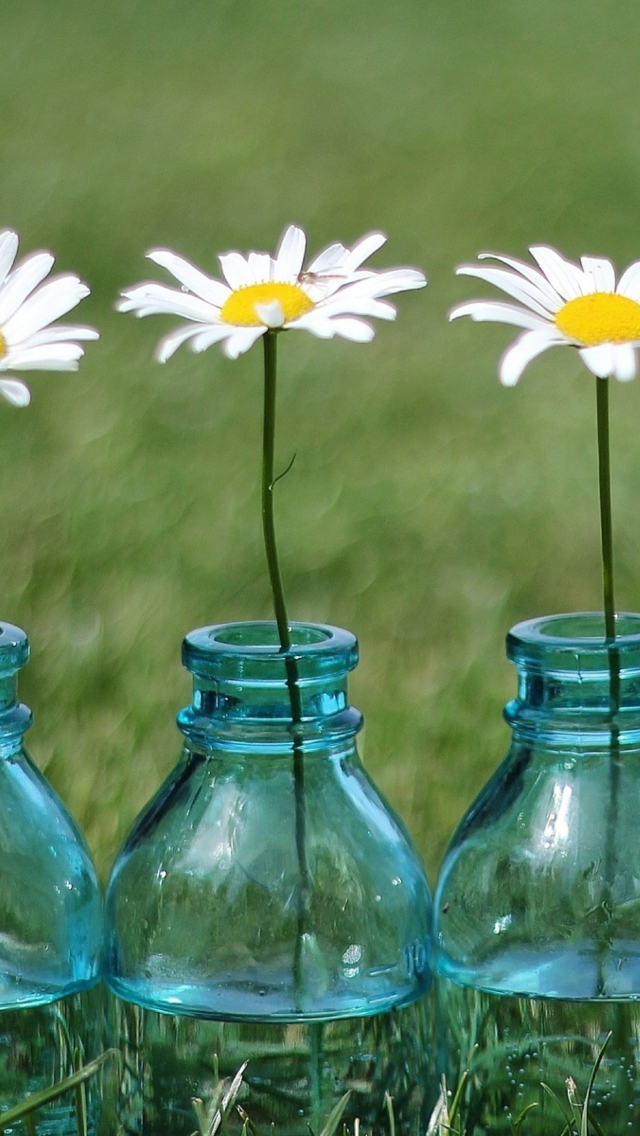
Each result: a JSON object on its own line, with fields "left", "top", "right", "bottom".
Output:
{"left": 508, "top": 612, "right": 640, "bottom": 672}
{"left": 211, "top": 623, "right": 334, "bottom": 650}
{"left": 513, "top": 612, "right": 640, "bottom": 644}
{"left": 183, "top": 621, "right": 358, "bottom": 682}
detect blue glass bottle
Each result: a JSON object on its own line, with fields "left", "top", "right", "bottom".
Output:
{"left": 435, "top": 612, "right": 640, "bottom": 1135}
{"left": 105, "top": 621, "right": 432, "bottom": 1136}
{"left": 0, "top": 623, "right": 103, "bottom": 1134}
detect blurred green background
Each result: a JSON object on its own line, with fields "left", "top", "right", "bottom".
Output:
{"left": 5, "top": 0, "right": 640, "bottom": 882}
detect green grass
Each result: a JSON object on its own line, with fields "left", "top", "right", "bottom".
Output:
{"left": 4, "top": 0, "right": 640, "bottom": 882}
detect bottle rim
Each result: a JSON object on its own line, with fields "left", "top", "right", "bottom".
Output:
{"left": 0, "top": 622, "right": 29, "bottom": 674}
{"left": 183, "top": 620, "right": 358, "bottom": 681}
{"left": 507, "top": 611, "right": 640, "bottom": 670}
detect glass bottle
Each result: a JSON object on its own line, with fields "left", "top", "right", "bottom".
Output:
{"left": 0, "top": 622, "right": 104, "bottom": 1134}
{"left": 105, "top": 621, "right": 432, "bottom": 1136}
{"left": 435, "top": 612, "right": 640, "bottom": 1136}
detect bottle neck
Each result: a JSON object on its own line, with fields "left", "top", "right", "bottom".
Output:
{"left": 177, "top": 621, "right": 362, "bottom": 754}
{"left": 0, "top": 623, "right": 31, "bottom": 755}
{"left": 505, "top": 612, "right": 640, "bottom": 747}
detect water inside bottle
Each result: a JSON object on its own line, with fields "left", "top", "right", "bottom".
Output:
{"left": 111, "top": 994, "right": 430, "bottom": 1136}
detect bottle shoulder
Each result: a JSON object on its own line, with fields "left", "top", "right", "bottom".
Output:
{"left": 109, "top": 745, "right": 430, "bottom": 893}
{"left": 0, "top": 745, "right": 100, "bottom": 880}
{"left": 0, "top": 746, "right": 102, "bottom": 1006}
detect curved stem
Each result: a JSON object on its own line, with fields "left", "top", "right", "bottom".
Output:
{"left": 262, "top": 330, "right": 310, "bottom": 1009}
{"left": 262, "top": 333, "right": 292, "bottom": 654}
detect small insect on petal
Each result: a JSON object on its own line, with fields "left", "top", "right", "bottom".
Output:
{"left": 119, "top": 225, "right": 426, "bottom": 359}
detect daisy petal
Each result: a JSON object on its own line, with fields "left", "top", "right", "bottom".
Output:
{"left": 365, "top": 268, "right": 426, "bottom": 296}
{"left": 147, "top": 250, "right": 231, "bottom": 306}
{"left": 458, "top": 245, "right": 640, "bottom": 386}
{"left": 122, "top": 227, "right": 425, "bottom": 359}
{"left": 317, "top": 294, "right": 396, "bottom": 321}
{"left": 255, "top": 300, "right": 285, "bottom": 328}
{"left": 292, "top": 313, "right": 335, "bottom": 338}
{"left": 579, "top": 343, "right": 616, "bottom": 378}
{"left": 499, "top": 328, "right": 564, "bottom": 387}
{"left": 190, "top": 326, "right": 236, "bottom": 353}
{"left": 0, "top": 378, "right": 30, "bottom": 406}
{"left": 342, "top": 232, "right": 387, "bottom": 273}
{"left": 0, "top": 232, "right": 19, "bottom": 288}
{"left": 118, "top": 283, "right": 219, "bottom": 323}
{"left": 5, "top": 343, "right": 86, "bottom": 370}
{"left": 218, "top": 252, "right": 254, "bottom": 291}
{"left": 18, "top": 325, "right": 99, "bottom": 350}
{"left": 450, "top": 300, "right": 549, "bottom": 331}
{"left": 2, "top": 276, "right": 90, "bottom": 343}
{"left": 155, "top": 324, "right": 205, "bottom": 363}
{"left": 247, "top": 253, "right": 274, "bottom": 283}
{"left": 581, "top": 257, "right": 616, "bottom": 294}
{"left": 275, "top": 226, "right": 307, "bottom": 279}
{"left": 612, "top": 343, "right": 637, "bottom": 382}
{"left": 0, "top": 253, "right": 56, "bottom": 326}
{"left": 223, "top": 327, "right": 265, "bottom": 359}
{"left": 306, "top": 242, "right": 349, "bottom": 274}
{"left": 478, "top": 253, "right": 565, "bottom": 309}
{"left": 326, "top": 316, "right": 375, "bottom": 342}
{"left": 617, "top": 260, "right": 640, "bottom": 301}
{"left": 456, "top": 265, "right": 560, "bottom": 317}
{"left": 0, "top": 236, "right": 95, "bottom": 395}
{"left": 334, "top": 269, "right": 425, "bottom": 303}
{"left": 529, "top": 246, "right": 587, "bottom": 301}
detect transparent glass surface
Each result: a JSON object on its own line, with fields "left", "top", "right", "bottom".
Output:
{"left": 111, "top": 992, "right": 431, "bottom": 1136}
{"left": 0, "top": 623, "right": 104, "bottom": 1134}
{"left": 0, "top": 988, "right": 106, "bottom": 1136}
{"left": 105, "top": 622, "right": 432, "bottom": 1133}
{"left": 434, "top": 612, "right": 640, "bottom": 1135}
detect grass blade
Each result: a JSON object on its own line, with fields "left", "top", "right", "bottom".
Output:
{"left": 510, "top": 1101, "right": 538, "bottom": 1135}
{"left": 581, "top": 1033, "right": 611, "bottom": 1136}
{"left": 318, "top": 1092, "right": 351, "bottom": 1136}
{"left": 540, "top": 1081, "right": 575, "bottom": 1134}
{"left": 0, "top": 1049, "right": 114, "bottom": 1132}
{"left": 73, "top": 1048, "right": 88, "bottom": 1136}
{"left": 448, "top": 1068, "right": 470, "bottom": 1128}
{"left": 426, "top": 1079, "right": 450, "bottom": 1136}
{"left": 384, "top": 1092, "right": 395, "bottom": 1136}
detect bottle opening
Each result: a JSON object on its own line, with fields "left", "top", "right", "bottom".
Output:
{"left": 507, "top": 611, "right": 640, "bottom": 673}
{"left": 182, "top": 621, "right": 358, "bottom": 683}
{"left": 517, "top": 612, "right": 640, "bottom": 645}
{"left": 213, "top": 623, "right": 332, "bottom": 649}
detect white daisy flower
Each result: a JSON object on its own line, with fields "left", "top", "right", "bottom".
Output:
{"left": 0, "top": 230, "right": 98, "bottom": 407}
{"left": 117, "top": 224, "right": 426, "bottom": 361}
{"left": 450, "top": 244, "right": 640, "bottom": 386}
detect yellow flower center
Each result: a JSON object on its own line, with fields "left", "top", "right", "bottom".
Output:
{"left": 555, "top": 292, "right": 640, "bottom": 346}
{"left": 0, "top": 332, "right": 6, "bottom": 358}
{"left": 220, "top": 282, "right": 315, "bottom": 327}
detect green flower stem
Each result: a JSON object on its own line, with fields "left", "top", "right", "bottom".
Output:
{"left": 597, "top": 376, "right": 616, "bottom": 643}
{"left": 262, "top": 330, "right": 310, "bottom": 1009}
{"left": 596, "top": 375, "right": 621, "bottom": 997}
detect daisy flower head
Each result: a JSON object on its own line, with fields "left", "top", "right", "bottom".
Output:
{"left": 450, "top": 245, "right": 640, "bottom": 386}
{"left": 117, "top": 224, "right": 426, "bottom": 361}
{"left": 0, "top": 230, "right": 98, "bottom": 407}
